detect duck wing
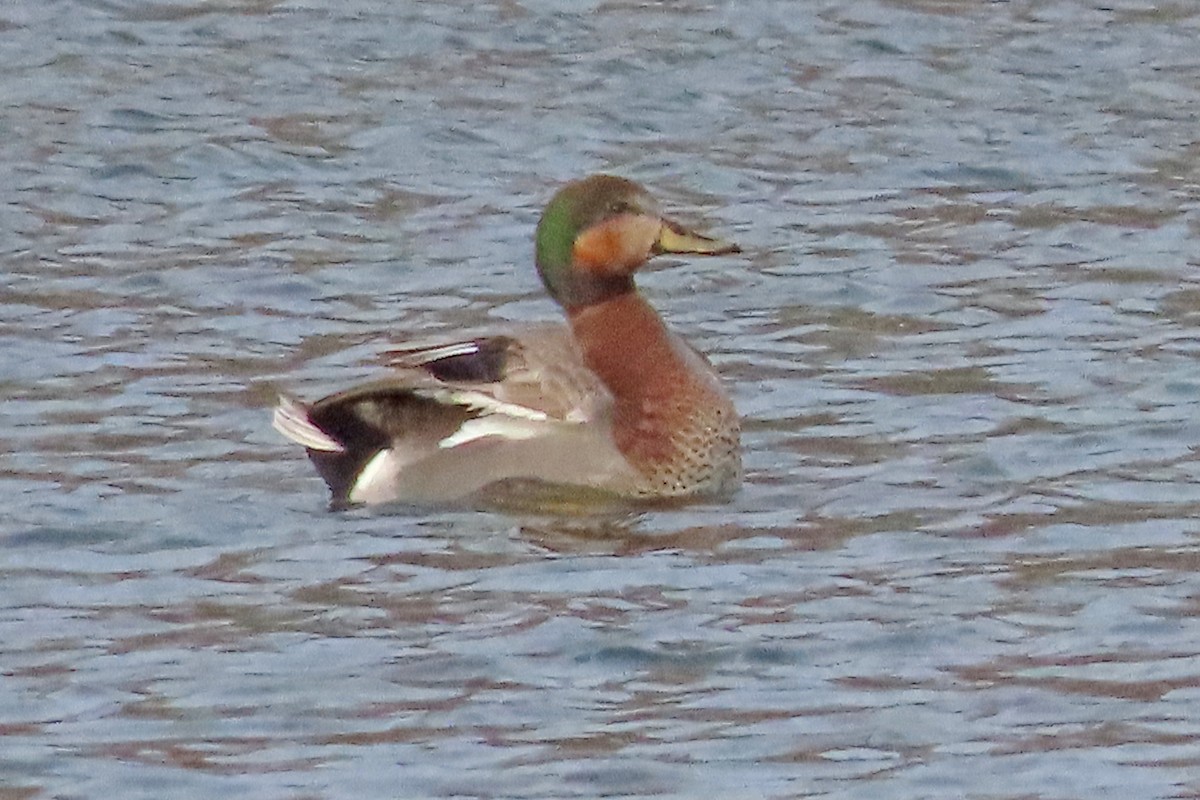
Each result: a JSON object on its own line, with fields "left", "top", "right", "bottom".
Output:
{"left": 383, "top": 325, "right": 613, "bottom": 423}
{"left": 273, "top": 327, "right": 627, "bottom": 506}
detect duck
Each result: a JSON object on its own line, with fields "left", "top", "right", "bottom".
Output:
{"left": 272, "top": 174, "right": 743, "bottom": 509}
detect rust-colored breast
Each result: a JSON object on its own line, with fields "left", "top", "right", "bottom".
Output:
{"left": 569, "top": 294, "right": 741, "bottom": 498}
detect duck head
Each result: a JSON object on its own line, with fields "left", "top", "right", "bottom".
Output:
{"left": 535, "top": 175, "right": 739, "bottom": 310}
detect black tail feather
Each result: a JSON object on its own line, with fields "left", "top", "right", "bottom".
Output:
{"left": 303, "top": 384, "right": 480, "bottom": 506}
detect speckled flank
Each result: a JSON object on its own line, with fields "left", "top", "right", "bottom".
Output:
{"left": 632, "top": 400, "right": 742, "bottom": 499}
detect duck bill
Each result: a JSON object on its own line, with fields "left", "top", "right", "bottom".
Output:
{"left": 654, "top": 218, "right": 740, "bottom": 256}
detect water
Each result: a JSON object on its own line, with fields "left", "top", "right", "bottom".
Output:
{"left": 4, "top": 1, "right": 1200, "bottom": 797}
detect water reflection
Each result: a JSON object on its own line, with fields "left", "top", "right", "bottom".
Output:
{"left": 5, "top": 0, "right": 1200, "bottom": 797}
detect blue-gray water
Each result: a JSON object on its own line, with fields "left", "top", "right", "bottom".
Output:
{"left": 4, "top": 1, "right": 1200, "bottom": 798}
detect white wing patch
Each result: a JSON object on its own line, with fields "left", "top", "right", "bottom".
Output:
{"left": 398, "top": 340, "right": 483, "bottom": 364}
{"left": 272, "top": 396, "right": 344, "bottom": 452}
{"left": 423, "top": 387, "right": 552, "bottom": 421}
{"left": 425, "top": 388, "right": 562, "bottom": 450}
{"left": 439, "top": 416, "right": 546, "bottom": 449}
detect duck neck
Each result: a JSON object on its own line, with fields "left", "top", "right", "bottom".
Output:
{"left": 567, "top": 292, "right": 685, "bottom": 398}
{"left": 567, "top": 292, "right": 710, "bottom": 463}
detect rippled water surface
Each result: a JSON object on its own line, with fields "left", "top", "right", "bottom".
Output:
{"left": 5, "top": 1, "right": 1200, "bottom": 797}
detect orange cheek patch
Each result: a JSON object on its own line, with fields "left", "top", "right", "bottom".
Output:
{"left": 573, "top": 223, "right": 622, "bottom": 274}
{"left": 572, "top": 215, "right": 661, "bottom": 275}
